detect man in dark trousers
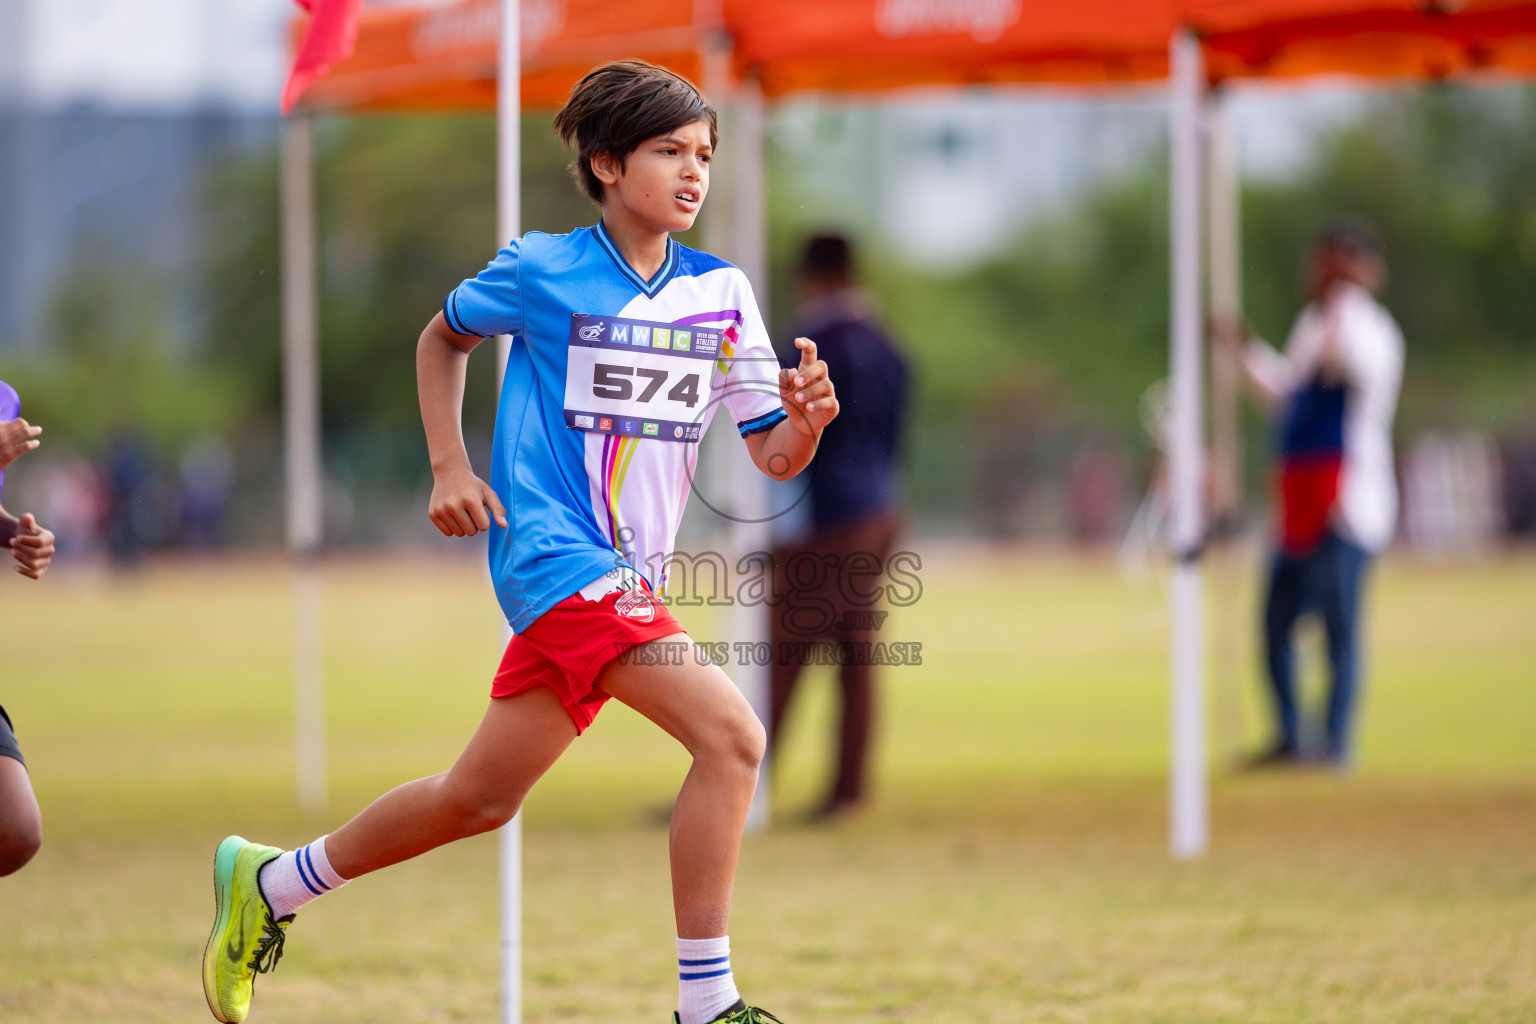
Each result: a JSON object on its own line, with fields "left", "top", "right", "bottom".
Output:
{"left": 768, "top": 235, "right": 910, "bottom": 819}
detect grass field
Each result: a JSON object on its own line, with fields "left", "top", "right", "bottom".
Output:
{"left": 1, "top": 545, "right": 1533, "bottom": 1023}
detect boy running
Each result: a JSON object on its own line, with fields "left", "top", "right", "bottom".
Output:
{"left": 203, "top": 60, "right": 837, "bottom": 1024}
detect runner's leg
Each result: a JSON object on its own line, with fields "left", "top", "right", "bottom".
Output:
{"left": 0, "top": 756, "right": 40, "bottom": 876}
{"left": 324, "top": 685, "right": 577, "bottom": 879}
{"left": 1262, "top": 551, "right": 1307, "bottom": 753}
{"left": 597, "top": 633, "right": 765, "bottom": 939}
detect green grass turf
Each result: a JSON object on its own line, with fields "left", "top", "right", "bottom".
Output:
{"left": 0, "top": 547, "right": 1533, "bottom": 1022}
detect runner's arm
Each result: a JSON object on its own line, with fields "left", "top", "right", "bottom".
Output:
{"left": 0, "top": 418, "right": 40, "bottom": 472}
{"left": 744, "top": 337, "right": 839, "bottom": 480}
{"left": 744, "top": 418, "right": 819, "bottom": 481}
{"left": 417, "top": 312, "right": 507, "bottom": 537}
{"left": 1, "top": 509, "right": 53, "bottom": 579}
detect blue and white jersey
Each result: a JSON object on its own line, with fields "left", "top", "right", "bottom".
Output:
{"left": 444, "top": 221, "right": 787, "bottom": 632}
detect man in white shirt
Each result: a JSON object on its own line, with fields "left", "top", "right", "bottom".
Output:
{"left": 1226, "top": 218, "right": 1404, "bottom": 766}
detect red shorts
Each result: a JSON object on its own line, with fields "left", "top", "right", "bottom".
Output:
{"left": 492, "top": 576, "right": 684, "bottom": 733}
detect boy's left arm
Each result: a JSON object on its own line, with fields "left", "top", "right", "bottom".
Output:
{"left": 744, "top": 337, "right": 839, "bottom": 480}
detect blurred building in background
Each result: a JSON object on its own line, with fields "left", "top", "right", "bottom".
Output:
{"left": 772, "top": 89, "right": 1367, "bottom": 273}
{"left": 0, "top": 0, "right": 283, "bottom": 348}
{"left": 0, "top": 0, "right": 283, "bottom": 557}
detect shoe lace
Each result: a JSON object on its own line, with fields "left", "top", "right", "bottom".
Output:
{"left": 720, "top": 1008, "right": 784, "bottom": 1024}
{"left": 248, "top": 908, "right": 287, "bottom": 975}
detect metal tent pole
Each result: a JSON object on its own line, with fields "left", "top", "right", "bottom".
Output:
{"left": 1207, "top": 90, "right": 1243, "bottom": 527}
{"left": 731, "top": 75, "right": 772, "bottom": 833}
{"left": 1206, "top": 88, "right": 1246, "bottom": 769}
{"left": 700, "top": 40, "right": 734, "bottom": 262}
{"left": 1168, "top": 28, "right": 1209, "bottom": 861}
{"left": 281, "top": 110, "right": 327, "bottom": 817}
{"left": 497, "top": 3, "right": 521, "bottom": 1023}
{"left": 700, "top": 38, "right": 772, "bottom": 832}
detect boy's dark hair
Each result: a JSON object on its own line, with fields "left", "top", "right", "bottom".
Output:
{"left": 800, "top": 234, "right": 854, "bottom": 280}
{"left": 1316, "top": 214, "right": 1384, "bottom": 260}
{"left": 553, "top": 60, "right": 717, "bottom": 205}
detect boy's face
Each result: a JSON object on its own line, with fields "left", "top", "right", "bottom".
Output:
{"left": 592, "top": 119, "right": 712, "bottom": 235}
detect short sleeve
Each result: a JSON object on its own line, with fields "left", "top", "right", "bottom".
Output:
{"left": 1339, "top": 298, "right": 1402, "bottom": 389}
{"left": 443, "top": 239, "right": 521, "bottom": 338}
{"left": 1340, "top": 302, "right": 1404, "bottom": 422}
{"left": 721, "top": 278, "right": 788, "bottom": 437}
{"left": 1242, "top": 337, "right": 1294, "bottom": 404}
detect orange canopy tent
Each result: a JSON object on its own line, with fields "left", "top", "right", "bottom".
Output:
{"left": 1196, "top": 0, "right": 1536, "bottom": 81}
{"left": 292, "top": 0, "right": 702, "bottom": 111}
{"left": 293, "top": 0, "right": 1536, "bottom": 112}
{"left": 276, "top": 6, "right": 1536, "bottom": 1020}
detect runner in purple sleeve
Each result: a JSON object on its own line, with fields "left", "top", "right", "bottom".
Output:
{"left": 0, "top": 380, "right": 36, "bottom": 503}
{"left": 0, "top": 379, "right": 55, "bottom": 878}
{"left": 0, "top": 381, "right": 54, "bottom": 574}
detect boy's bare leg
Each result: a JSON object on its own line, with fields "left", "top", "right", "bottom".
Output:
{"left": 204, "top": 685, "right": 576, "bottom": 1022}
{"left": 597, "top": 634, "right": 765, "bottom": 939}
{"left": 324, "top": 685, "right": 578, "bottom": 879}
{"left": 0, "top": 757, "right": 41, "bottom": 876}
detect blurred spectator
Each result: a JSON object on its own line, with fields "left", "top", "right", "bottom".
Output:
{"left": 36, "top": 451, "right": 107, "bottom": 558}
{"left": 975, "top": 390, "right": 1041, "bottom": 539}
{"left": 179, "top": 434, "right": 235, "bottom": 548}
{"left": 1402, "top": 431, "right": 1504, "bottom": 557}
{"left": 102, "top": 430, "right": 180, "bottom": 563}
{"left": 1498, "top": 425, "right": 1536, "bottom": 538}
{"left": 1221, "top": 217, "right": 1403, "bottom": 768}
{"left": 768, "top": 234, "right": 910, "bottom": 819}
{"left": 104, "top": 432, "right": 149, "bottom": 564}
{"left": 1068, "top": 433, "right": 1129, "bottom": 545}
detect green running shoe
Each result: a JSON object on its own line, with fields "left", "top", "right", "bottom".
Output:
{"left": 674, "top": 1001, "right": 785, "bottom": 1024}
{"left": 202, "top": 835, "right": 291, "bottom": 1023}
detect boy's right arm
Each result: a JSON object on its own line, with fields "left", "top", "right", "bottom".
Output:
{"left": 0, "top": 417, "right": 41, "bottom": 472}
{"left": 417, "top": 312, "right": 507, "bottom": 538}
{"left": 1214, "top": 315, "right": 1288, "bottom": 410}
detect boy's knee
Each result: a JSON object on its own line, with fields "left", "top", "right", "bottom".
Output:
{"left": 740, "top": 714, "right": 767, "bottom": 770}
{"left": 698, "top": 704, "right": 766, "bottom": 776}
{"left": 456, "top": 798, "right": 520, "bottom": 836}
{"left": 439, "top": 780, "right": 521, "bottom": 837}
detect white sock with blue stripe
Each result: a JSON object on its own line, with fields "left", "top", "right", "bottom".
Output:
{"left": 676, "top": 935, "right": 740, "bottom": 1024}
{"left": 257, "top": 835, "right": 350, "bottom": 919}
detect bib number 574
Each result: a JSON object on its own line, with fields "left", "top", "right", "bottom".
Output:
{"left": 592, "top": 363, "right": 701, "bottom": 408}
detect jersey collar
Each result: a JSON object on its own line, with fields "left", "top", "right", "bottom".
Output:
{"left": 594, "top": 220, "right": 679, "bottom": 299}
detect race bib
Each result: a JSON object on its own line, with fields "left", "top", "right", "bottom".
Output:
{"left": 563, "top": 314, "right": 729, "bottom": 443}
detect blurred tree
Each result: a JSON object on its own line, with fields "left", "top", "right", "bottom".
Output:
{"left": 12, "top": 86, "right": 1521, "bottom": 535}
{"left": 767, "top": 85, "right": 1536, "bottom": 530}
{"left": 198, "top": 113, "right": 610, "bottom": 446}
{"left": 10, "top": 86, "right": 1531, "bottom": 466}
{"left": 826, "top": 85, "right": 1536, "bottom": 445}
{"left": 4, "top": 247, "right": 241, "bottom": 455}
